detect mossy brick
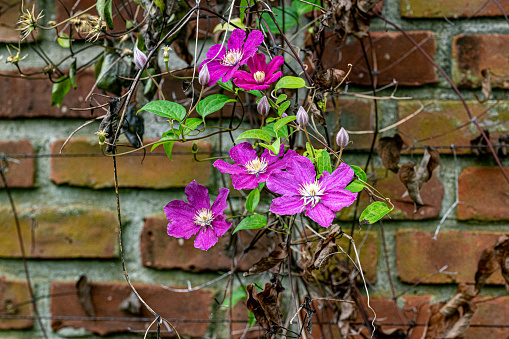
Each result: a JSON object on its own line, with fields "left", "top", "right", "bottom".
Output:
{"left": 311, "top": 295, "right": 431, "bottom": 339}
{"left": 399, "top": 101, "right": 509, "bottom": 154}
{"left": 0, "top": 69, "right": 104, "bottom": 119}
{"left": 0, "top": 278, "right": 34, "bottom": 330}
{"left": 337, "top": 167, "right": 444, "bottom": 221}
{"left": 466, "top": 297, "right": 509, "bottom": 339}
{"left": 0, "top": 206, "right": 117, "bottom": 258}
{"left": 140, "top": 217, "right": 282, "bottom": 272}
{"left": 50, "top": 281, "right": 213, "bottom": 337}
{"left": 51, "top": 138, "right": 212, "bottom": 189}
{"left": 396, "top": 230, "right": 505, "bottom": 284}
{"left": 307, "top": 31, "right": 438, "bottom": 86}
{"left": 458, "top": 167, "right": 509, "bottom": 220}
{"left": 453, "top": 34, "right": 509, "bottom": 89}
{"left": 400, "top": 0, "right": 509, "bottom": 18}
{"left": 0, "top": 140, "right": 35, "bottom": 188}
{"left": 0, "top": 0, "right": 37, "bottom": 42}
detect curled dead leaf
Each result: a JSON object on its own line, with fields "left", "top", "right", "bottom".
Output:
{"left": 76, "top": 275, "right": 95, "bottom": 317}
{"left": 377, "top": 134, "right": 404, "bottom": 173}
{"left": 243, "top": 243, "right": 288, "bottom": 277}
{"left": 494, "top": 234, "right": 509, "bottom": 292}
{"left": 474, "top": 248, "right": 497, "bottom": 293}
{"left": 314, "top": 68, "right": 347, "bottom": 89}
{"left": 119, "top": 291, "right": 142, "bottom": 315}
{"left": 470, "top": 130, "right": 490, "bottom": 157}
{"left": 246, "top": 277, "right": 284, "bottom": 333}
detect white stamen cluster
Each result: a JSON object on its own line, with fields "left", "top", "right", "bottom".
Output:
{"left": 193, "top": 208, "right": 214, "bottom": 228}
{"left": 253, "top": 71, "right": 266, "bottom": 84}
{"left": 298, "top": 180, "right": 326, "bottom": 207}
{"left": 244, "top": 157, "right": 269, "bottom": 175}
{"left": 221, "top": 49, "right": 243, "bottom": 66}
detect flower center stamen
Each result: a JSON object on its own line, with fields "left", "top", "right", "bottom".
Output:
{"left": 193, "top": 208, "right": 214, "bottom": 229}
{"left": 253, "top": 71, "right": 266, "bottom": 84}
{"left": 221, "top": 49, "right": 243, "bottom": 66}
{"left": 298, "top": 180, "right": 326, "bottom": 207}
{"left": 244, "top": 157, "right": 269, "bottom": 175}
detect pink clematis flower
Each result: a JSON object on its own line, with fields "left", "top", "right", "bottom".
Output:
{"left": 213, "top": 142, "right": 297, "bottom": 190}
{"left": 266, "top": 155, "right": 357, "bottom": 227}
{"left": 233, "top": 53, "right": 284, "bottom": 91}
{"left": 165, "top": 180, "right": 231, "bottom": 251}
{"left": 199, "top": 29, "right": 264, "bottom": 86}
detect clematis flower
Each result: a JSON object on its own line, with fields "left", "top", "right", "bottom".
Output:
{"left": 233, "top": 53, "right": 284, "bottom": 91}
{"left": 213, "top": 142, "right": 297, "bottom": 190}
{"left": 165, "top": 180, "right": 231, "bottom": 251}
{"left": 266, "top": 155, "right": 357, "bottom": 227}
{"left": 199, "top": 29, "right": 264, "bottom": 86}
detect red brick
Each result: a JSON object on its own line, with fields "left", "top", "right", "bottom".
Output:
{"left": 337, "top": 167, "right": 444, "bottom": 220}
{"left": 311, "top": 295, "right": 431, "bottom": 339}
{"left": 0, "top": 206, "right": 117, "bottom": 258}
{"left": 0, "top": 69, "right": 104, "bottom": 119}
{"left": 0, "top": 140, "right": 35, "bottom": 188}
{"left": 466, "top": 297, "right": 509, "bottom": 339}
{"left": 453, "top": 34, "right": 509, "bottom": 88}
{"left": 50, "top": 281, "right": 213, "bottom": 337}
{"left": 458, "top": 167, "right": 509, "bottom": 220}
{"left": 399, "top": 101, "right": 509, "bottom": 154}
{"left": 396, "top": 230, "right": 505, "bottom": 284}
{"left": 230, "top": 299, "right": 265, "bottom": 339}
{"left": 307, "top": 31, "right": 438, "bottom": 86}
{"left": 141, "top": 217, "right": 281, "bottom": 272}
{"left": 0, "top": 0, "right": 37, "bottom": 42}
{"left": 51, "top": 138, "right": 212, "bottom": 189}
{"left": 0, "top": 278, "right": 34, "bottom": 330}
{"left": 401, "top": 0, "right": 509, "bottom": 18}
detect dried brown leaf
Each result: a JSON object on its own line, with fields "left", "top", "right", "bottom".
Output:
{"left": 481, "top": 68, "right": 491, "bottom": 101}
{"left": 314, "top": 68, "right": 347, "bottom": 89}
{"left": 377, "top": 134, "right": 404, "bottom": 173}
{"left": 474, "top": 248, "right": 498, "bottom": 293}
{"left": 439, "top": 284, "right": 475, "bottom": 317}
{"left": 497, "top": 134, "right": 509, "bottom": 158}
{"left": 426, "top": 302, "right": 460, "bottom": 339}
{"left": 246, "top": 278, "right": 284, "bottom": 333}
{"left": 494, "top": 234, "right": 509, "bottom": 292}
{"left": 243, "top": 243, "right": 288, "bottom": 277}
{"left": 444, "top": 302, "right": 476, "bottom": 339}
{"left": 76, "top": 275, "right": 95, "bottom": 317}
{"left": 119, "top": 291, "right": 142, "bottom": 315}
{"left": 305, "top": 224, "right": 342, "bottom": 276}
{"left": 470, "top": 130, "right": 490, "bottom": 157}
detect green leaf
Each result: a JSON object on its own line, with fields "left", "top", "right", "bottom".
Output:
{"left": 213, "top": 17, "right": 246, "bottom": 33}
{"left": 235, "top": 129, "right": 272, "bottom": 143}
{"left": 246, "top": 188, "right": 260, "bottom": 213}
{"left": 260, "top": 7, "right": 298, "bottom": 34}
{"left": 278, "top": 101, "right": 291, "bottom": 116}
{"left": 57, "top": 32, "right": 70, "bottom": 48}
{"left": 104, "top": 0, "right": 114, "bottom": 29}
{"left": 233, "top": 215, "right": 267, "bottom": 234}
{"left": 139, "top": 100, "right": 186, "bottom": 122}
{"left": 359, "top": 201, "right": 393, "bottom": 225}
{"left": 248, "top": 311, "right": 256, "bottom": 328}
{"left": 346, "top": 165, "right": 367, "bottom": 193}
{"left": 273, "top": 116, "right": 296, "bottom": 134}
{"left": 247, "top": 89, "right": 263, "bottom": 98}
{"left": 51, "top": 76, "right": 71, "bottom": 108}
{"left": 316, "top": 150, "right": 332, "bottom": 175}
{"left": 276, "top": 94, "right": 287, "bottom": 105}
{"left": 275, "top": 76, "right": 306, "bottom": 92}
{"left": 223, "top": 286, "right": 247, "bottom": 308}
{"left": 218, "top": 80, "right": 234, "bottom": 92}
{"left": 69, "top": 59, "right": 77, "bottom": 89}
{"left": 197, "top": 94, "right": 236, "bottom": 118}
{"left": 180, "top": 118, "right": 202, "bottom": 135}
{"left": 291, "top": 0, "right": 317, "bottom": 16}
{"left": 240, "top": 0, "right": 248, "bottom": 21}
{"left": 96, "top": 0, "right": 106, "bottom": 18}
{"left": 303, "top": 142, "right": 317, "bottom": 163}
{"left": 262, "top": 122, "right": 289, "bottom": 138}
{"left": 151, "top": 131, "right": 176, "bottom": 160}
{"left": 153, "top": 0, "right": 166, "bottom": 13}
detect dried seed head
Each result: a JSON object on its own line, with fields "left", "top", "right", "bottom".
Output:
{"left": 199, "top": 64, "right": 210, "bottom": 86}
{"left": 133, "top": 46, "right": 148, "bottom": 70}
{"left": 296, "top": 106, "right": 309, "bottom": 126}
{"left": 336, "top": 127, "right": 349, "bottom": 148}
{"left": 257, "top": 96, "right": 270, "bottom": 116}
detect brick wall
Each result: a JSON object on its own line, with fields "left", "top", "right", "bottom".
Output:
{"left": 0, "top": 0, "right": 508, "bottom": 337}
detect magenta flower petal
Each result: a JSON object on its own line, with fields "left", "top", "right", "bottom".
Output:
{"left": 205, "top": 44, "right": 225, "bottom": 60}
{"left": 207, "top": 62, "right": 229, "bottom": 87}
{"left": 211, "top": 188, "right": 229, "bottom": 215}
{"left": 229, "top": 142, "right": 257, "bottom": 165}
{"left": 213, "top": 159, "right": 246, "bottom": 175}
{"left": 265, "top": 56, "right": 285, "bottom": 76}
{"left": 263, "top": 70, "right": 283, "bottom": 84}
{"left": 211, "top": 215, "right": 232, "bottom": 237}
{"left": 233, "top": 53, "right": 284, "bottom": 91}
{"left": 231, "top": 173, "right": 259, "bottom": 190}
{"left": 185, "top": 180, "right": 210, "bottom": 210}
{"left": 322, "top": 163, "right": 354, "bottom": 189}
{"left": 240, "top": 30, "right": 264, "bottom": 62}
{"left": 164, "top": 200, "right": 199, "bottom": 239}
{"left": 266, "top": 171, "right": 301, "bottom": 196}
{"left": 227, "top": 29, "right": 246, "bottom": 51}
{"left": 269, "top": 196, "right": 305, "bottom": 215}
{"left": 320, "top": 191, "right": 357, "bottom": 211}
{"left": 305, "top": 203, "right": 336, "bottom": 227}
{"left": 194, "top": 227, "right": 219, "bottom": 251}
{"left": 287, "top": 156, "right": 317, "bottom": 185}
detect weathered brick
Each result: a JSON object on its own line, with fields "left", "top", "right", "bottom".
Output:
{"left": 401, "top": 0, "right": 509, "bottom": 18}
{"left": 141, "top": 217, "right": 282, "bottom": 272}
{"left": 396, "top": 230, "right": 505, "bottom": 284}
{"left": 230, "top": 299, "right": 265, "bottom": 339}
{"left": 0, "top": 278, "right": 34, "bottom": 330}
{"left": 453, "top": 34, "right": 509, "bottom": 89}
{"left": 0, "top": 0, "right": 37, "bottom": 42}
{"left": 466, "top": 297, "right": 509, "bottom": 339}
{"left": 50, "top": 281, "right": 213, "bottom": 337}
{"left": 0, "top": 140, "right": 35, "bottom": 188}
{"left": 399, "top": 101, "right": 509, "bottom": 154}
{"left": 0, "top": 69, "right": 103, "bottom": 119}
{"left": 51, "top": 138, "right": 212, "bottom": 188}
{"left": 337, "top": 167, "right": 444, "bottom": 220}
{"left": 307, "top": 31, "right": 438, "bottom": 86}
{"left": 311, "top": 295, "right": 431, "bottom": 339}
{"left": 0, "top": 206, "right": 117, "bottom": 258}
{"left": 458, "top": 167, "right": 509, "bottom": 220}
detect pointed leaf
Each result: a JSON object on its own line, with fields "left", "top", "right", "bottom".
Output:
{"left": 275, "top": 76, "right": 306, "bottom": 92}
{"left": 197, "top": 94, "right": 236, "bottom": 118}
{"left": 139, "top": 100, "right": 186, "bottom": 122}
{"left": 233, "top": 215, "right": 267, "bottom": 234}
{"left": 345, "top": 165, "right": 367, "bottom": 193}
{"left": 235, "top": 129, "right": 272, "bottom": 143}
{"left": 51, "top": 76, "right": 71, "bottom": 108}
{"left": 246, "top": 188, "right": 260, "bottom": 213}
{"left": 359, "top": 201, "right": 393, "bottom": 225}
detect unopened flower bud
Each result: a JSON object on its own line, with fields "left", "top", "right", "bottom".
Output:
{"left": 336, "top": 127, "right": 349, "bottom": 148}
{"left": 199, "top": 64, "right": 210, "bottom": 86}
{"left": 257, "top": 96, "right": 269, "bottom": 116}
{"left": 133, "top": 46, "right": 147, "bottom": 70}
{"left": 296, "top": 106, "right": 309, "bottom": 126}
{"left": 162, "top": 46, "right": 170, "bottom": 63}
{"left": 281, "top": 113, "right": 288, "bottom": 118}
